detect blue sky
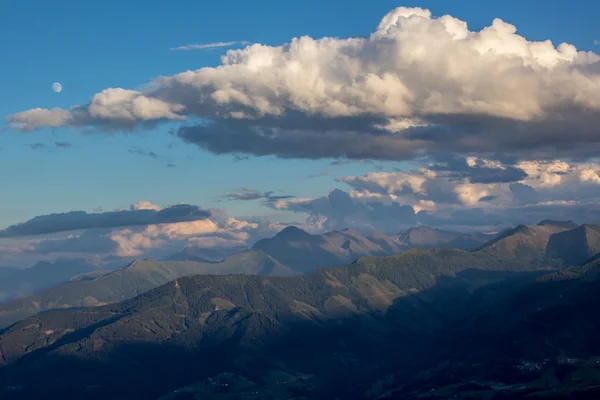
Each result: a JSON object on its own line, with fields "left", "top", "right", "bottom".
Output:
{"left": 1, "top": 0, "right": 598, "bottom": 228}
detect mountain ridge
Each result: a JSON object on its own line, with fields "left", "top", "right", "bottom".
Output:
{"left": 0, "top": 246, "right": 569, "bottom": 399}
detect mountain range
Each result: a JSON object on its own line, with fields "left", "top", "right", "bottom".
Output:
{"left": 0, "top": 247, "right": 548, "bottom": 398}
{"left": 0, "top": 225, "right": 490, "bottom": 329}
{"left": 2, "top": 221, "right": 600, "bottom": 398}
{"left": 2, "top": 245, "right": 600, "bottom": 399}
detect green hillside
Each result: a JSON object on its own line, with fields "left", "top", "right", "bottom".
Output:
{"left": 0, "top": 250, "right": 294, "bottom": 329}
{"left": 0, "top": 248, "right": 554, "bottom": 399}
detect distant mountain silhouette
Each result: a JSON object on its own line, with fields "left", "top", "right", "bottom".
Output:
{"left": 478, "top": 222, "right": 600, "bottom": 267}
{"left": 537, "top": 219, "right": 579, "bottom": 229}
{"left": 397, "top": 225, "right": 494, "bottom": 250}
{"left": 252, "top": 226, "right": 401, "bottom": 273}
{"left": 0, "top": 258, "right": 98, "bottom": 304}
{"left": 168, "top": 245, "right": 248, "bottom": 263}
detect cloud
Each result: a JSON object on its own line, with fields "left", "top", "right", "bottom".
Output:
{"left": 306, "top": 170, "right": 330, "bottom": 179}
{"left": 27, "top": 142, "right": 48, "bottom": 150}
{"left": 129, "top": 147, "right": 159, "bottom": 159}
{"left": 106, "top": 213, "right": 279, "bottom": 257}
{"left": 7, "top": 7, "right": 600, "bottom": 161}
{"left": 221, "top": 187, "right": 295, "bottom": 203}
{"left": 269, "top": 158, "right": 600, "bottom": 231}
{"left": 510, "top": 182, "right": 541, "bottom": 205}
{"left": 233, "top": 154, "right": 250, "bottom": 162}
{"left": 0, "top": 202, "right": 316, "bottom": 266}
{"left": 0, "top": 202, "right": 210, "bottom": 238}
{"left": 169, "top": 41, "right": 251, "bottom": 51}
{"left": 8, "top": 89, "right": 185, "bottom": 131}
{"left": 269, "top": 188, "right": 417, "bottom": 233}
{"left": 26, "top": 229, "right": 118, "bottom": 254}
{"left": 429, "top": 156, "right": 527, "bottom": 183}
{"left": 28, "top": 142, "right": 74, "bottom": 151}
{"left": 594, "top": 40, "right": 600, "bottom": 45}
{"left": 478, "top": 195, "right": 498, "bottom": 202}
{"left": 131, "top": 201, "right": 162, "bottom": 211}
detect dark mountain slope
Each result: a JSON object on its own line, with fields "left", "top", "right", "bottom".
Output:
{"left": 0, "top": 250, "right": 295, "bottom": 330}
{"left": 538, "top": 219, "right": 579, "bottom": 229}
{"left": 0, "top": 227, "right": 404, "bottom": 330}
{"left": 546, "top": 224, "right": 600, "bottom": 266}
{"left": 477, "top": 224, "right": 578, "bottom": 266}
{"left": 397, "top": 226, "right": 493, "bottom": 250}
{"left": 0, "top": 248, "right": 552, "bottom": 399}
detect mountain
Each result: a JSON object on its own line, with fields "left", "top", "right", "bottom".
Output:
{"left": 546, "top": 224, "right": 600, "bottom": 266}
{"left": 3, "top": 249, "right": 600, "bottom": 399}
{"left": 0, "top": 250, "right": 295, "bottom": 329}
{"left": 0, "top": 248, "right": 556, "bottom": 399}
{"left": 478, "top": 223, "right": 600, "bottom": 267}
{"left": 168, "top": 245, "right": 248, "bottom": 263}
{"left": 0, "top": 225, "right": 564, "bottom": 331}
{"left": 251, "top": 226, "right": 402, "bottom": 273}
{"left": 0, "top": 259, "right": 99, "bottom": 304}
{"left": 366, "top": 230, "right": 406, "bottom": 254}
{"left": 67, "top": 270, "right": 112, "bottom": 282}
{"left": 0, "top": 267, "right": 16, "bottom": 279}
{"left": 0, "top": 227, "right": 407, "bottom": 330}
{"left": 397, "top": 225, "right": 494, "bottom": 250}
{"left": 538, "top": 219, "right": 579, "bottom": 229}
{"left": 478, "top": 224, "right": 566, "bottom": 257}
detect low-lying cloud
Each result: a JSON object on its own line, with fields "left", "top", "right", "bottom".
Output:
{"left": 269, "top": 158, "right": 600, "bottom": 232}
{"left": 0, "top": 203, "right": 211, "bottom": 238}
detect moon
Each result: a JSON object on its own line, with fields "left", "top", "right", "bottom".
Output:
{"left": 52, "top": 82, "right": 63, "bottom": 93}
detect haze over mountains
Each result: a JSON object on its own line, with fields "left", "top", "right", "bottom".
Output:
{"left": 0, "top": 259, "right": 99, "bottom": 303}
{"left": 1, "top": 221, "right": 598, "bottom": 332}
{"left": 0, "top": 225, "right": 482, "bottom": 328}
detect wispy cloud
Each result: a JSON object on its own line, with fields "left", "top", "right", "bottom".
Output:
{"left": 221, "top": 187, "right": 295, "bottom": 203}
{"left": 594, "top": 39, "right": 600, "bottom": 45}
{"left": 128, "top": 147, "right": 159, "bottom": 159}
{"left": 170, "top": 41, "right": 250, "bottom": 51}
{"left": 305, "top": 170, "right": 331, "bottom": 179}
{"left": 0, "top": 203, "right": 211, "bottom": 238}
{"left": 27, "top": 143, "right": 48, "bottom": 150}
{"left": 54, "top": 141, "right": 72, "bottom": 148}
{"left": 28, "top": 142, "right": 74, "bottom": 151}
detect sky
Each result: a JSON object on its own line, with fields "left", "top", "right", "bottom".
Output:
{"left": 0, "top": 1, "right": 599, "bottom": 267}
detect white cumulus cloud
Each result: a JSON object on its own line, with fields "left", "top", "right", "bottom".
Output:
{"left": 6, "top": 7, "right": 600, "bottom": 160}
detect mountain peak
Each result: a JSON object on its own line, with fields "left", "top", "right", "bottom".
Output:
{"left": 273, "top": 225, "right": 312, "bottom": 240}
{"left": 341, "top": 228, "right": 361, "bottom": 236}
{"left": 403, "top": 225, "right": 435, "bottom": 233}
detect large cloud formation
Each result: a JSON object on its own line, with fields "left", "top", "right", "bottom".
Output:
{"left": 269, "top": 158, "right": 600, "bottom": 232}
{"left": 0, "top": 203, "right": 210, "bottom": 238}
{"left": 1, "top": 202, "right": 296, "bottom": 266}
{"left": 6, "top": 7, "right": 600, "bottom": 160}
